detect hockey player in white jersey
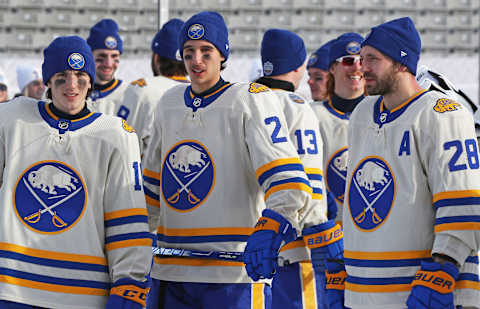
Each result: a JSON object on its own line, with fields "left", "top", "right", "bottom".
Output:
{"left": 342, "top": 17, "right": 480, "bottom": 308}
{"left": 143, "top": 11, "right": 343, "bottom": 309}
{"left": 0, "top": 36, "right": 152, "bottom": 309}
{"left": 86, "top": 19, "right": 128, "bottom": 109}
{"left": 256, "top": 28, "right": 330, "bottom": 309}
{"left": 123, "top": 18, "right": 190, "bottom": 156}
{"left": 307, "top": 40, "right": 333, "bottom": 102}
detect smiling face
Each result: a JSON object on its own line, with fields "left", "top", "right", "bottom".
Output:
{"left": 92, "top": 49, "right": 120, "bottom": 85}
{"left": 182, "top": 40, "right": 224, "bottom": 93}
{"left": 330, "top": 55, "right": 365, "bottom": 99}
{"left": 307, "top": 67, "right": 329, "bottom": 101}
{"left": 48, "top": 70, "right": 91, "bottom": 115}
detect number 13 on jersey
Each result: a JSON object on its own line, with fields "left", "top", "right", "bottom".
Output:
{"left": 264, "top": 116, "right": 318, "bottom": 155}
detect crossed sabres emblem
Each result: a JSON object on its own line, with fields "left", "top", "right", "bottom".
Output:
{"left": 163, "top": 142, "right": 213, "bottom": 210}
{"left": 16, "top": 163, "right": 85, "bottom": 231}
{"left": 327, "top": 148, "right": 348, "bottom": 202}
{"left": 68, "top": 53, "right": 85, "bottom": 70}
{"left": 351, "top": 159, "right": 394, "bottom": 227}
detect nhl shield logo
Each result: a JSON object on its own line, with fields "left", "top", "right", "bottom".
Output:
{"left": 161, "top": 140, "right": 215, "bottom": 212}
{"left": 326, "top": 147, "right": 348, "bottom": 204}
{"left": 348, "top": 157, "right": 395, "bottom": 231}
{"left": 68, "top": 53, "right": 85, "bottom": 70}
{"left": 188, "top": 24, "right": 205, "bottom": 40}
{"left": 105, "top": 36, "right": 118, "bottom": 49}
{"left": 13, "top": 161, "right": 86, "bottom": 234}
{"left": 263, "top": 61, "right": 274, "bottom": 76}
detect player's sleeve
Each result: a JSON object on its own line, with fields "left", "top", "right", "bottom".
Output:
{"left": 422, "top": 96, "right": 480, "bottom": 266}
{"left": 103, "top": 122, "right": 152, "bottom": 284}
{"left": 141, "top": 101, "right": 163, "bottom": 235}
{"left": 244, "top": 87, "right": 312, "bottom": 231}
{"left": 0, "top": 129, "right": 4, "bottom": 188}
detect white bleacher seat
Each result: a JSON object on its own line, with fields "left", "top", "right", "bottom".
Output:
{"left": 448, "top": 12, "right": 479, "bottom": 30}
{"left": 114, "top": 0, "right": 141, "bottom": 11}
{"left": 228, "top": 14, "right": 261, "bottom": 30}
{"left": 324, "top": 0, "right": 355, "bottom": 10}
{"left": 292, "top": 0, "right": 322, "bottom": 10}
{"left": 44, "top": 0, "right": 77, "bottom": 9}
{"left": 0, "top": 0, "right": 10, "bottom": 8}
{"left": 137, "top": 14, "right": 157, "bottom": 31}
{"left": 421, "top": 30, "right": 448, "bottom": 48}
{"left": 203, "top": 0, "right": 232, "bottom": 10}
{"left": 323, "top": 10, "right": 356, "bottom": 30}
{"left": 229, "top": 30, "right": 260, "bottom": 50}
{"left": 4, "top": 11, "right": 42, "bottom": 30}
{"left": 417, "top": 0, "right": 448, "bottom": 10}
{"left": 38, "top": 11, "right": 76, "bottom": 30}
{"left": 230, "top": 0, "right": 263, "bottom": 10}
{"left": 259, "top": 13, "right": 293, "bottom": 30}
{"left": 14, "top": 0, "right": 45, "bottom": 9}
{"left": 32, "top": 32, "right": 57, "bottom": 50}
{"left": 297, "top": 29, "right": 324, "bottom": 49}
{"left": 386, "top": 11, "right": 418, "bottom": 24}
{"left": 355, "top": 11, "right": 385, "bottom": 29}
{"left": 5, "top": 32, "right": 35, "bottom": 50}
{"left": 385, "top": 0, "right": 416, "bottom": 10}
{"left": 416, "top": 11, "right": 448, "bottom": 30}
{"left": 82, "top": 0, "right": 110, "bottom": 10}
{"left": 355, "top": 0, "right": 386, "bottom": 10}
{"left": 447, "top": 0, "right": 479, "bottom": 10}
{"left": 448, "top": 29, "right": 478, "bottom": 48}
{"left": 292, "top": 12, "right": 324, "bottom": 30}
{"left": 115, "top": 13, "right": 140, "bottom": 32}
{"left": 262, "top": 0, "right": 293, "bottom": 10}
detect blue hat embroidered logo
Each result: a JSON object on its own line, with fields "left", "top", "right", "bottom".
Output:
{"left": 346, "top": 41, "right": 361, "bottom": 55}
{"left": 308, "top": 54, "right": 318, "bottom": 66}
{"left": 188, "top": 24, "right": 205, "bottom": 40}
{"left": 263, "top": 61, "right": 273, "bottom": 76}
{"left": 68, "top": 53, "right": 85, "bottom": 70}
{"left": 104, "top": 36, "right": 118, "bottom": 49}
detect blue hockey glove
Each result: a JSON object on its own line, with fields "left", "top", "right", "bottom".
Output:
{"left": 106, "top": 278, "right": 151, "bottom": 309}
{"left": 406, "top": 261, "right": 459, "bottom": 309}
{"left": 244, "top": 209, "right": 296, "bottom": 281}
{"left": 325, "top": 259, "right": 347, "bottom": 309}
{"left": 327, "top": 191, "right": 338, "bottom": 221}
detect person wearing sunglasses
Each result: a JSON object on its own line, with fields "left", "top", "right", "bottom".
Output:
{"left": 342, "top": 17, "right": 480, "bottom": 309}
{"left": 307, "top": 40, "right": 333, "bottom": 102}
{"left": 16, "top": 64, "right": 45, "bottom": 100}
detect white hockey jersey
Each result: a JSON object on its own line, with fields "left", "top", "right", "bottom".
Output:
{"left": 143, "top": 82, "right": 314, "bottom": 283}
{"left": 0, "top": 98, "right": 152, "bottom": 309}
{"left": 269, "top": 89, "right": 328, "bottom": 264}
{"left": 343, "top": 89, "right": 480, "bottom": 308}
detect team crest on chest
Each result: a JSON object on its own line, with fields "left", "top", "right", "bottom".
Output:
{"left": 13, "top": 161, "right": 87, "bottom": 234}
{"left": 348, "top": 156, "right": 395, "bottom": 231}
{"left": 326, "top": 147, "right": 348, "bottom": 204}
{"left": 161, "top": 140, "right": 215, "bottom": 212}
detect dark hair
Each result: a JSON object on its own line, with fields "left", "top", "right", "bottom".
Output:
{"left": 152, "top": 54, "right": 187, "bottom": 77}
{"left": 326, "top": 70, "right": 335, "bottom": 99}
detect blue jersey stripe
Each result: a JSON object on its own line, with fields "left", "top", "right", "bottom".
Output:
{"left": 144, "top": 186, "right": 159, "bottom": 201}
{"left": 105, "top": 215, "right": 148, "bottom": 228}
{"left": 158, "top": 234, "right": 249, "bottom": 244}
{"left": 144, "top": 175, "right": 160, "bottom": 186}
{"left": 258, "top": 164, "right": 305, "bottom": 186}
{"left": 105, "top": 232, "right": 152, "bottom": 244}
{"left": 307, "top": 173, "right": 323, "bottom": 181}
{"left": 434, "top": 197, "right": 480, "bottom": 209}
{"left": 345, "top": 257, "right": 432, "bottom": 268}
{"left": 347, "top": 275, "right": 414, "bottom": 285}
{"left": 312, "top": 187, "right": 323, "bottom": 195}
{"left": 466, "top": 256, "right": 479, "bottom": 264}
{"left": 458, "top": 273, "right": 479, "bottom": 282}
{"left": 435, "top": 215, "right": 480, "bottom": 225}
{"left": 0, "top": 251, "right": 108, "bottom": 273}
{"left": 0, "top": 267, "right": 109, "bottom": 289}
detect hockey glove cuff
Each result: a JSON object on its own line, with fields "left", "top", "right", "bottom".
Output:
{"left": 303, "top": 220, "right": 343, "bottom": 272}
{"left": 406, "top": 261, "right": 459, "bottom": 309}
{"left": 325, "top": 259, "right": 347, "bottom": 309}
{"left": 244, "top": 209, "right": 296, "bottom": 281}
{"left": 107, "top": 278, "right": 151, "bottom": 309}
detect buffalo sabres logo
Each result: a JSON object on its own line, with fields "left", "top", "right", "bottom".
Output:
{"left": 188, "top": 24, "right": 205, "bottom": 40}
{"left": 263, "top": 61, "right": 273, "bottom": 76}
{"left": 68, "top": 53, "right": 85, "bottom": 70}
{"left": 326, "top": 148, "right": 348, "bottom": 204}
{"left": 104, "top": 36, "right": 118, "bottom": 49}
{"left": 348, "top": 157, "right": 395, "bottom": 231}
{"left": 13, "top": 161, "right": 86, "bottom": 234}
{"left": 346, "top": 41, "right": 361, "bottom": 55}
{"left": 161, "top": 140, "right": 215, "bottom": 212}
{"left": 308, "top": 54, "right": 318, "bottom": 66}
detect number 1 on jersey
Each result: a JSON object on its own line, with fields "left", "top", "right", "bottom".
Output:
{"left": 132, "top": 161, "right": 143, "bottom": 191}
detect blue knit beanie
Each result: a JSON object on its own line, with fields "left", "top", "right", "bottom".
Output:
{"left": 42, "top": 36, "right": 96, "bottom": 85}
{"left": 87, "top": 18, "right": 123, "bottom": 54}
{"left": 362, "top": 17, "right": 421, "bottom": 75}
{"left": 152, "top": 18, "right": 184, "bottom": 61}
{"left": 307, "top": 39, "right": 334, "bottom": 71}
{"left": 261, "top": 29, "right": 306, "bottom": 76}
{"left": 179, "top": 11, "right": 229, "bottom": 60}
{"left": 328, "top": 32, "right": 364, "bottom": 68}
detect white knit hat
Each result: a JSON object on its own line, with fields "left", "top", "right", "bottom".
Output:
{"left": 0, "top": 67, "right": 6, "bottom": 85}
{"left": 16, "top": 64, "right": 41, "bottom": 91}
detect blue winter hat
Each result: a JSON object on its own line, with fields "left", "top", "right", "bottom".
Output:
{"left": 307, "top": 39, "right": 334, "bottom": 71}
{"left": 87, "top": 18, "right": 123, "bottom": 54}
{"left": 328, "top": 32, "right": 364, "bottom": 67}
{"left": 261, "top": 29, "right": 306, "bottom": 76}
{"left": 152, "top": 18, "right": 184, "bottom": 61}
{"left": 362, "top": 17, "right": 421, "bottom": 75}
{"left": 42, "top": 36, "right": 96, "bottom": 85}
{"left": 179, "top": 11, "right": 229, "bottom": 60}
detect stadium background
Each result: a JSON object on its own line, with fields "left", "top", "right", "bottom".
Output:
{"left": 0, "top": 0, "right": 478, "bottom": 103}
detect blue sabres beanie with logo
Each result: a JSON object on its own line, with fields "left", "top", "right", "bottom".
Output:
{"left": 87, "top": 18, "right": 123, "bottom": 54}
{"left": 362, "top": 17, "right": 421, "bottom": 75}
{"left": 152, "top": 18, "right": 184, "bottom": 61}
{"left": 179, "top": 11, "right": 229, "bottom": 60}
{"left": 42, "top": 36, "right": 96, "bottom": 85}
{"left": 328, "top": 32, "right": 364, "bottom": 68}
{"left": 307, "top": 39, "right": 334, "bottom": 71}
{"left": 261, "top": 29, "right": 306, "bottom": 76}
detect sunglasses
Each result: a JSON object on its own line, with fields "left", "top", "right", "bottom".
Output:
{"left": 336, "top": 55, "right": 362, "bottom": 66}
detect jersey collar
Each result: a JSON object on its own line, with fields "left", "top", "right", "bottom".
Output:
{"left": 38, "top": 101, "right": 101, "bottom": 134}
{"left": 373, "top": 89, "right": 428, "bottom": 127}
{"left": 90, "top": 79, "right": 123, "bottom": 101}
{"left": 184, "top": 81, "right": 233, "bottom": 112}
{"left": 324, "top": 100, "right": 350, "bottom": 120}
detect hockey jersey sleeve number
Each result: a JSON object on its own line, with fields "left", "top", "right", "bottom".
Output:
{"left": 444, "top": 138, "right": 479, "bottom": 172}
{"left": 132, "top": 161, "right": 143, "bottom": 191}
{"left": 264, "top": 116, "right": 287, "bottom": 144}
{"left": 294, "top": 129, "right": 319, "bottom": 155}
